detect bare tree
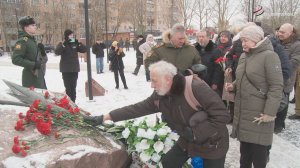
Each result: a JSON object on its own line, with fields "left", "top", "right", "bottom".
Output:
{"left": 207, "top": 0, "right": 239, "bottom": 31}
{"left": 239, "top": 0, "right": 262, "bottom": 22}
{"left": 261, "top": 0, "right": 300, "bottom": 27}
{"left": 0, "top": 1, "right": 23, "bottom": 52}
{"left": 176, "top": 0, "right": 198, "bottom": 28}
{"left": 89, "top": 0, "right": 106, "bottom": 43}
{"left": 193, "top": 0, "right": 213, "bottom": 29}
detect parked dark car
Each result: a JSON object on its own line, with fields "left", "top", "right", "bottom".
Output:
{"left": 44, "top": 44, "right": 54, "bottom": 53}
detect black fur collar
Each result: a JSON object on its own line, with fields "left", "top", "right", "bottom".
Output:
{"left": 195, "top": 40, "right": 215, "bottom": 52}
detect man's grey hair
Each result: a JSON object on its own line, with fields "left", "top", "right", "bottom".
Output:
{"left": 149, "top": 61, "right": 177, "bottom": 78}
{"left": 170, "top": 23, "right": 186, "bottom": 36}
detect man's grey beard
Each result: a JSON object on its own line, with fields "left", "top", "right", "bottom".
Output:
{"left": 199, "top": 42, "right": 208, "bottom": 47}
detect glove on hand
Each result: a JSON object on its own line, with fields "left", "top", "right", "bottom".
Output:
{"left": 253, "top": 114, "right": 276, "bottom": 125}
{"left": 83, "top": 115, "right": 103, "bottom": 127}
{"left": 181, "top": 127, "right": 194, "bottom": 142}
{"left": 33, "top": 60, "right": 41, "bottom": 70}
{"left": 38, "top": 43, "right": 46, "bottom": 57}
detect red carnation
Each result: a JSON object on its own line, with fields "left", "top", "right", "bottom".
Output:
{"left": 21, "top": 149, "right": 27, "bottom": 156}
{"left": 36, "top": 121, "right": 51, "bottom": 135}
{"left": 12, "top": 144, "right": 21, "bottom": 154}
{"left": 68, "top": 107, "right": 74, "bottom": 114}
{"left": 44, "top": 91, "right": 49, "bottom": 99}
{"left": 18, "top": 112, "right": 24, "bottom": 119}
{"left": 214, "top": 57, "right": 223, "bottom": 64}
{"left": 74, "top": 107, "right": 80, "bottom": 113}
{"left": 31, "top": 100, "right": 41, "bottom": 109}
{"left": 15, "top": 119, "right": 25, "bottom": 131}
{"left": 31, "top": 113, "right": 44, "bottom": 123}
{"left": 14, "top": 136, "right": 19, "bottom": 145}
{"left": 46, "top": 104, "right": 52, "bottom": 111}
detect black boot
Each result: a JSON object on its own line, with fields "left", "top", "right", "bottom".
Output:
{"left": 290, "top": 97, "right": 295, "bottom": 103}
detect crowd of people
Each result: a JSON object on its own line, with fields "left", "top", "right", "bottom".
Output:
{"left": 11, "top": 15, "right": 300, "bottom": 168}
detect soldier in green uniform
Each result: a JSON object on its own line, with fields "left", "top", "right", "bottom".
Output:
{"left": 12, "top": 16, "right": 47, "bottom": 89}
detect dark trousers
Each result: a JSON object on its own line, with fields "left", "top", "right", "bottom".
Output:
{"left": 133, "top": 64, "right": 141, "bottom": 75}
{"left": 62, "top": 72, "right": 78, "bottom": 103}
{"left": 229, "top": 101, "right": 234, "bottom": 122}
{"left": 145, "top": 69, "right": 150, "bottom": 81}
{"left": 113, "top": 69, "right": 127, "bottom": 88}
{"left": 275, "top": 93, "right": 289, "bottom": 129}
{"left": 161, "top": 143, "right": 225, "bottom": 168}
{"left": 240, "top": 141, "right": 268, "bottom": 168}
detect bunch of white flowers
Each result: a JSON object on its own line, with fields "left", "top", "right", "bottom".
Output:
{"left": 106, "top": 115, "right": 179, "bottom": 167}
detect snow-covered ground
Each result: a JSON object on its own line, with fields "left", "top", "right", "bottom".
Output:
{"left": 1, "top": 49, "right": 300, "bottom": 168}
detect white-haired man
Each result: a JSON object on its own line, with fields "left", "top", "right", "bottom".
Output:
{"left": 84, "top": 61, "right": 230, "bottom": 168}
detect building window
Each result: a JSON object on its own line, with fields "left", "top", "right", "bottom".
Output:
{"left": 44, "top": 0, "right": 48, "bottom": 4}
{"left": 31, "top": 0, "right": 39, "bottom": 4}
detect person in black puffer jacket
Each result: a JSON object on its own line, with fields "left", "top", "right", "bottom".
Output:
{"left": 55, "top": 29, "right": 87, "bottom": 103}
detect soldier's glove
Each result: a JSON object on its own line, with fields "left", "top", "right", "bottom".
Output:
{"left": 33, "top": 60, "right": 41, "bottom": 70}
{"left": 83, "top": 115, "right": 103, "bottom": 127}
{"left": 253, "top": 114, "right": 276, "bottom": 125}
{"left": 180, "top": 127, "right": 194, "bottom": 142}
{"left": 38, "top": 43, "right": 46, "bottom": 57}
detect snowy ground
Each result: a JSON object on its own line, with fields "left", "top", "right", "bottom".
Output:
{"left": 1, "top": 49, "right": 300, "bottom": 168}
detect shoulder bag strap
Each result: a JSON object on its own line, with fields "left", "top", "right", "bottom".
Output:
{"left": 244, "top": 58, "right": 266, "bottom": 96}
{"left": 184, "top": 75, "right": 202, "bottom": 111}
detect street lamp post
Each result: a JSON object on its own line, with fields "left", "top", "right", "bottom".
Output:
{"left": 105, "top": 0, "right": 109, "bottom": 63}
{"left": 251, "top": 0, "right": 255, "bottom": 22}
{"left": 15, "top": 8, "right": 19, "bottom": 31}
{"left": 84, "top": 0, "right": 93, "bottom": 100}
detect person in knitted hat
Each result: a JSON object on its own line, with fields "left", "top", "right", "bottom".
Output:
{"left": 225, "top": 24, "right": 283, "bottom": 168}
{"left": 239, "top": 25, "right": 264, "bottom": 52}
{"left": 12, "top": 16, "right": 47, "bottom": 89}
{"left": 54, "top": 29, "right": 87, "bottom": 102}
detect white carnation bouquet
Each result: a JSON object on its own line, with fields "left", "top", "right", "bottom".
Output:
{"left": 103, "top": 115, "right": 180, "bottom": 168}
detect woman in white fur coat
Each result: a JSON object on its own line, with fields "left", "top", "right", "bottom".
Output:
{"left": 139, "top": 34, "right": 157, "bottom": 81}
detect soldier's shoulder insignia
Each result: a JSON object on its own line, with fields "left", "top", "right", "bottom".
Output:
{"left": 23, "top": 37, "right": 28, "bottom": 41}
{"left": 15, "top": 44, "right": 22, "bottom": 50}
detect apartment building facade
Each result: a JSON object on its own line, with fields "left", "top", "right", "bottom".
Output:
{"left": 0, "top": 0, "right": 183, "bottom": 50}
